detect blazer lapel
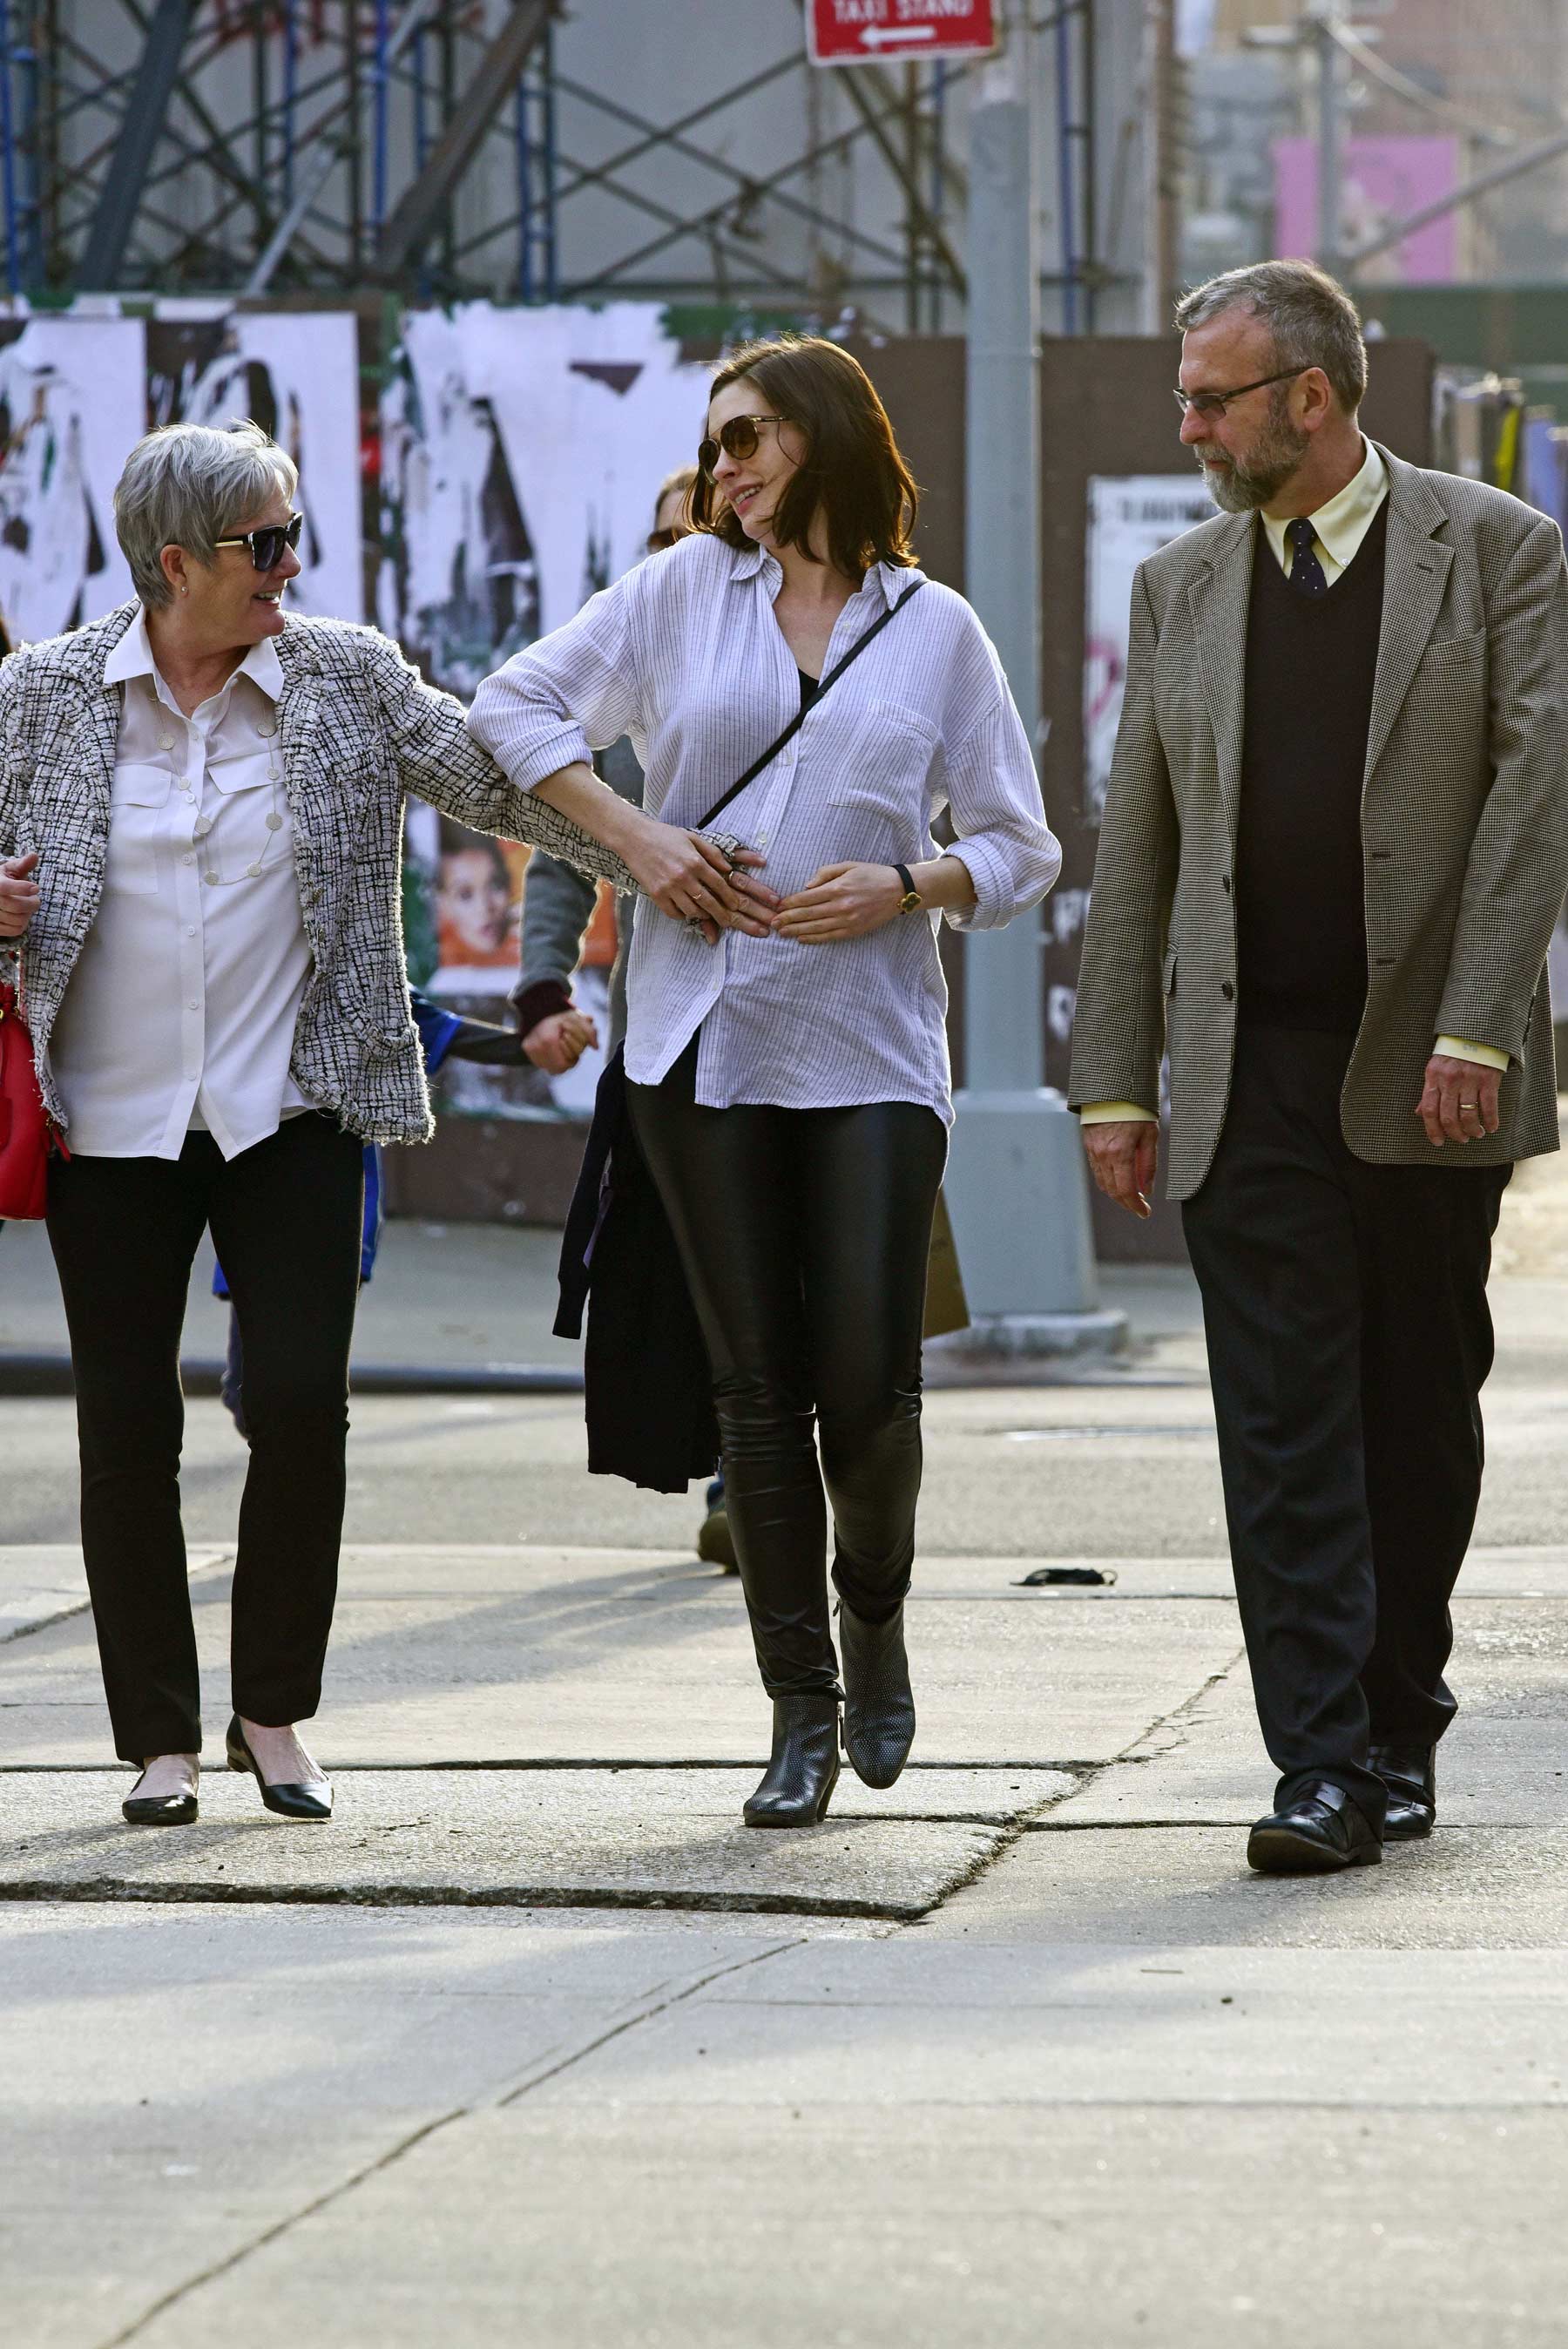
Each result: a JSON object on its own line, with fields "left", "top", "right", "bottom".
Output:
{"left": 1188, "top": 515, "right": 1254, "bottom": 848}
{"left": 1362, "top": 450, "right": 1452, "bottom": 790}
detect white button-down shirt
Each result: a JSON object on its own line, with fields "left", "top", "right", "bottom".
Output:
{"left": 470, "top": 536, "right": 1061, "bottom": 1123}
{"left": 48, "top": 608, "right": 313, "bottom": 1159}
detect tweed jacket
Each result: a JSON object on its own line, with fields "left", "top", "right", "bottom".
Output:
{"left": 1068, "top": 446, "right": 1568, "bottom": 1201}
{"left": 0, "top": 601, "right": 633, "bottom": 1147}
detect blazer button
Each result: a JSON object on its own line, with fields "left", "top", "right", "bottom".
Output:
{"left": 1221, "top": 980, "right": 1234, "bottom": 1001}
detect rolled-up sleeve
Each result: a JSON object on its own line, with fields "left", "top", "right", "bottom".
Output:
{"left": 941, "top": 661, "right": 1062, "bottom": 933}
{"left": 469, "top": 572, "right": 641, "bottom": 794}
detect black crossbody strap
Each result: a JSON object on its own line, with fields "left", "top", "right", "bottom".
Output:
{"left": 695, "top": 576, "right": 926, "bottom": 832}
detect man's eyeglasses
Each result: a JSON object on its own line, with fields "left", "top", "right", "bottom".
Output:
{"left": 1173, "top": 367, "right": 1308, "bottom": 421}
{"left": 212, "top": 511, "right": 304, "bottom": 572}
{"left": 697, "top": 414, "right": 785, "bottom": 479}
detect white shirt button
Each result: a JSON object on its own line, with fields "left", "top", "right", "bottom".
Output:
{"left": 266, "top": 814, "right": 283, "bottom": 831}
{"left": 187, "top": 999, "right": 199, "bottom": 1012}
{"left": 205, "top": 870, "right": 219, "bottom": 883}
{"left": 194, "top": 817, "right": 212, "bottom": 837}
{"left": 158, "top": 733, "right": 175, "bottom": 749}
{"left": 246, "top": 863, "right": 262, "bottom": 877}
{"left": 181, "top": 853, "right": 194, "bottom": 866}
{"left": 186, "top": 925, "right": 195, "bottom": 938}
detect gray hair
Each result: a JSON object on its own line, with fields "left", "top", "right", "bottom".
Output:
{"left": 112, "top": 420, "right": 299, "bottom": 610}
{"left": 1174, "top": 261, "right": 1368, "bottom": 416}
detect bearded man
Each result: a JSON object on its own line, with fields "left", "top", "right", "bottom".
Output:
{"left": 1069, "top": 261, "right": 1568, "bottom": 1873}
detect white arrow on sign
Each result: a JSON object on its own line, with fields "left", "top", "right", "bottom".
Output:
{"left": 859, "top": 24, "right": 937, "bottom": 44}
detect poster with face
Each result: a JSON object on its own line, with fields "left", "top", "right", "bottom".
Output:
{"left": 0, "top": 312, "right": 143, "bottom": 643}
{"left": 147, "top": 308, "right": 363, "bottom": 622}
{"left": 1084, "top": 476, "right": 1214, "bottom": 820}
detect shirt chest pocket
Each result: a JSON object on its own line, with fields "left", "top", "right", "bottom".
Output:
{"left": 202, "top": 759, "right": 291, "bottom": 886}
{"left": 105, "top": 762, "right": 172, "bottom": 896}
{"left": 821, "top": 704, "right": 939, "bottom": 860}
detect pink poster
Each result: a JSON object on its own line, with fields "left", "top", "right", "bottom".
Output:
{"left": 1274, "top": 136, "right": 1460, "bottom": 281}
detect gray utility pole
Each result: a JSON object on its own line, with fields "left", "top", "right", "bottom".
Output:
{"left": 1310, "top": 0, "right": 1347, "bottom": 264}
{"left": 942, "top": 0, "right": 1119, "bottom": 1357}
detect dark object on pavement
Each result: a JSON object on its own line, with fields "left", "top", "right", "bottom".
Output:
{"left": 122, "top": 1771, "right": 198, "bottom": 1827}
{"left": 1014, "top": 1566, "right": 1119, "bottom": 1587}
{"left": 1369, "top": 1740, "right": 1436, "bottom": 1839}
{"left": 744, "top": 1696, "right": 841, "bottom": 1827}
{"left": 1247, "top": 1780, "right": 1382, "bottom": 1874}
{"left": 226, "top": 1714, "right": 334, "bottom": 1821}
{"left": 839, "top": 1599, "right": 916, "bottom": 1788}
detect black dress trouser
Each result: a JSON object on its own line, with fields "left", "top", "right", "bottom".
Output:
{"left": 1181, "top": 1026, "right": 1510, "bottom": 1827}
{"left": 45, "top": 1111, "right": 365, "bottom": 1763}
{"left": 627, "top": 1037, "right": 948, "bottom": 1697}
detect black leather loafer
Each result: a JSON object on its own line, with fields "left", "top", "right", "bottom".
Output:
{"left": 122, "top": 1770, "right": 199, "bottom": 1827}
{"left": 226, "top": 1715, "right": 333, "bottom": 1820}
{"left": 1369, "top": 1741, "right": 1436, "bottom": 1840}
{"left": 1247, "top": 1779, "right": 1382, "bottom": 1874}
{"left": 839, "top": 1601, "right": 916, "bottom": 1789}
{"left": 744, "top": 1696, "right": 841, "bottom": 1827}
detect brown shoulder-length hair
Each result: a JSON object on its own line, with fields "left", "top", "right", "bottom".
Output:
{"left": 689, "top": 335, "right": 919, "bottom": 577}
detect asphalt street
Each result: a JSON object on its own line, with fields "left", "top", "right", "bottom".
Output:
{"left": 6, "top": 1143, "right": 1568, "bottom": 2346}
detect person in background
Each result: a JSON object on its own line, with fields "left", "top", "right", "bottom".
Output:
{"left": 470, "top": 336, "right": 1059, "bottom": 1831}
{"left": 0, "top": 418, "right": 716, "bottom": 1833}
{"left": 214, "top": 989, "right": 528, "bottom": 1435}
{"left": 513, "top": 461, "right": 738, "bottom": 1573}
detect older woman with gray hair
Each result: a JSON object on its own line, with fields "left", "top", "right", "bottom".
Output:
{"left": 0, "top": 418, "right": 764, "bottom": 1830}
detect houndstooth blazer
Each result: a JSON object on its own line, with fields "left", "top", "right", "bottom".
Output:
{"left": 1068, "top": 446, "right": 1568, "bottom": 1200}
{"left": 0, "top": 601, "right": 634, "bottom": 1147}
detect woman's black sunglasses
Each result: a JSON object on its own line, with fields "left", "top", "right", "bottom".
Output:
{"left": 212, "top": 511, "right": 304, "bottom": 572}
{"left": 697, "top": 413, "right": 783, "bottom": 480}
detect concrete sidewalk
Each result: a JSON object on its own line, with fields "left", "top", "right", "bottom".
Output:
{"left": 9, "top": 1141, "right": 1568, "bottom": 2345}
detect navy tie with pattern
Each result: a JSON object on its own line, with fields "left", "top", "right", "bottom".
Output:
{"left": 1285, "top": 517, "right": 1328, "bottom": 598}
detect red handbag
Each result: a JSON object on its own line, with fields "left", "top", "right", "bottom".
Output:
{"left": 0, "top": 976, "right": 52, "bottom": 1219}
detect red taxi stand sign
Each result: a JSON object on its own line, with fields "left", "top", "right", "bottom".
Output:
{"left": 807, "top": 0, "right": 998, "bottom": 67}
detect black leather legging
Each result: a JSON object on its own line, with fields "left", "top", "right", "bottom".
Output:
{"left": 627, "top": 1036, "right": 947, "bottom": 1698}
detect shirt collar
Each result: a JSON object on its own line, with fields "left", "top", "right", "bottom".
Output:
{"left": 1262, "top": 436, "right": 1388, "bottom": 570}
{"left": 728, "top": 541, "right": 917, "bottom": 610}
{"left": 102, "top": 603, "right": 285, "bottom": 705}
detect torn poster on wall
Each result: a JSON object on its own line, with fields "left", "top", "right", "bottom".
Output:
{"left": 0, "top": 313, "right": 144, "bottom": 642}
{"left": 376, "top": 301, "right": 708, "bottom": 697}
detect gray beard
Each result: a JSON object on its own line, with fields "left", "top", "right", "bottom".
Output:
{"left": 1197, "top": 409, "right": 1311, "bottom": 513}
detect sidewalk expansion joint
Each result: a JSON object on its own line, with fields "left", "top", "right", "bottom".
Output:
{"left": 0, "top": 1879, "right": 937, "bottom": 1923}
{"left": 93, "top": 1937, "right": 798, "bottom": 2346}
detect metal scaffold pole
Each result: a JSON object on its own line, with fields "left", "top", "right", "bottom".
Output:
{"left": 942, "top": 0, "right": 1117, "bottom": 1356}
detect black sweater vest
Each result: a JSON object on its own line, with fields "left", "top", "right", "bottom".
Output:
{"left": 1234, "top": 498, "right": 1389, "bottom": 1035}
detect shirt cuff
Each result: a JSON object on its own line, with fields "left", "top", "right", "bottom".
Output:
{"left": 1435, "top": 1036, "right": 1510, "bottom": 1072}
{"left": 1078, "top": 1101, "right": 1159, "bottom": 1125}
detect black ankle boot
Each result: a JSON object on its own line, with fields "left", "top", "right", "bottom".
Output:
{"left": 744, "top": 1696, "right": 841, "bottom": 1828}
{"left": 838, "top": 1601, "right": 916, "bottom": 1789}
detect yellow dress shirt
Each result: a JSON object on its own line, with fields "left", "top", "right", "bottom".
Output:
{"left": 1080, "top": 440, "right": 1506, "bottom": 1127}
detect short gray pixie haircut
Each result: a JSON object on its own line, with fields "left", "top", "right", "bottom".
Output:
{"left": 1174, "top": 261, "right": 1368, "bottom": 416}
{"left": 113, "top": 419, "right": 299, "bottom": 610}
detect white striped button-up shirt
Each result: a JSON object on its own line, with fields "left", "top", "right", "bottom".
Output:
{"left": 469, "top": 535, "right": 1060, "bottom": 1123}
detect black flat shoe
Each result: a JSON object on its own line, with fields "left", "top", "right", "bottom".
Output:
{"left": 839, "top": 1600, "right": 916, "bottom": 1789}
{"left": 1369, "top": 1741, "right": 1436, "bottom": 1840}
{"left": 226, "top": 1715, "right": 334, "bottom": 1820}
{"left": 123, "top": 1770, "right": 199, "bottom": 1827}
{"left": 744, "top": 1696, "right": 841, "bottom": 1828}
{"left": 1247, "top": 1779, "right": 1382, "bottom": 1875}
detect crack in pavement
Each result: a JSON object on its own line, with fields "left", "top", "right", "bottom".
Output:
{"left": 92, "top": 1934, "right": 800, "bottom": 2349}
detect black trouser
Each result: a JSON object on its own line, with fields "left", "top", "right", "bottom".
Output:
{"left": 1182, "top": 1026, "right": 1510, "bottom": 1827}
{"left": 45, "top": 1111, "right": 365, "bottom": 1763}
{"left": 627, "top": 1039, "right": 947, "bottom": 1698}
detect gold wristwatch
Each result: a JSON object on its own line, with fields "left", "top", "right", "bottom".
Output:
{"left": 893, "top": 862, "right": 923, "bottom": 915}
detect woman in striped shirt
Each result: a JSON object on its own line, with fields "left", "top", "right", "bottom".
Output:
{"left": 470, "top": 336, "right": 1060, "bottom": 1830}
